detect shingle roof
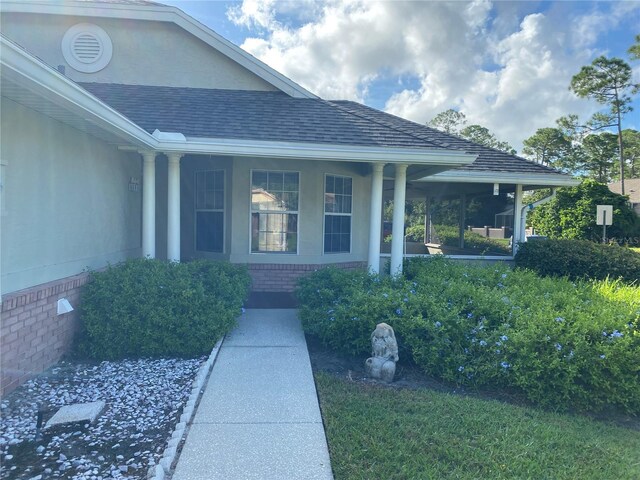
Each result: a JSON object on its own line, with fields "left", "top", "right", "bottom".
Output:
{"left": 80, "top": 82, "right": 564, "bottom": 176}
{"left": 608, "top": 179, "right": 640, "bottom": 203}
{"left": 330, "top": 101, "right": 561, "bottom": 175}
{"left": 80, "top": 83, "right": 445, "bottom": 150}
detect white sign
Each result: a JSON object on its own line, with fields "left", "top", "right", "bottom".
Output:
{"left": 596, "top": 205, "right": 613, "bottom": 226}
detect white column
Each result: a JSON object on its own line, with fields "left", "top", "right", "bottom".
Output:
{"left": 424, "top": 196, "right": 431, "bottom": 244}
{"left": 167, "top": 153, "right": 183, "bottom": 262}
{"left": 513, "top": 184, "right": 523, "bottom": 255}
{"left": 368, "top": 163, "right": 385, "bottom": 273}
{"left": 390, "top": 164, "right": 408, "bottom": 277}
{"left": 459, "top": 194, "right": 466, "bottom": 249}
{"left": 141, "top": 151, "right": 156, "bottom": 259}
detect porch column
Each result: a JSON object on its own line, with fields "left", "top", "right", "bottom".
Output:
{"left": 368, "top": 163, "right": 385, "bottom": 274}
{"left": 459, "top": 194, "right": 466, "bottom": 249}
{"left": 141, "top": 151, "right": 156, "bottom": 259}
{"left": 513, "top": 184, "right": 523, "bottom": 255}
{"left": 390, "top": 164, "right": 408, "bottom": 277}
{"left": 424, "top": 196, "right": 431, "bottom": 244}
{"left": 167, "top": 152, "right": 183, "bottom": 262}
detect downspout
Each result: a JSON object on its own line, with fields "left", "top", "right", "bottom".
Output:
{"left": 517, "top": 188, "right": 557, "bottom": 250}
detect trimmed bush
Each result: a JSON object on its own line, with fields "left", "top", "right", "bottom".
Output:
{"left": 75, "top": 259, "right": 251, "bottom": 359}
{"left": 515, "top": 239, "right": 640, "bottom": 283}
{"left": 433, "top": 224, "right": 511, "bottom": 255}
{"left": 297, "top": 258, "right": 640, "bottom": 414}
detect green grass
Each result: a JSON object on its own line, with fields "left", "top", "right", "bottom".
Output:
{"left": 630, "top": 247, "right": 640, "bottom": 254}
{"left": 316, "top": 372, "right": 640, "bottom": 480}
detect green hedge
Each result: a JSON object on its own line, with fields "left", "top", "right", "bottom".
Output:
{"left": 433, "top": 224, "right": 511, "bottom": 255}
{"left": 75, "top": 259, "right": 251, "bottom": 359}
{"left": 515, "top": 239, "right": 640, "bottom": 283}
{"left": 297, "top": 258, "right": 640, "bottom": 414}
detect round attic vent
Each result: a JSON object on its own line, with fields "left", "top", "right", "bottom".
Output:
{"left": 62, "top": 23, "right": 112, "bottom": 73}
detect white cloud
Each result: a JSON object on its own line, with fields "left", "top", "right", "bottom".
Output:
{"left": 231, "top": 0, "right": 635, "bottom": 150}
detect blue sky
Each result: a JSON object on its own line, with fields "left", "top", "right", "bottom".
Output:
{"left": 161, "top": 1, "right": 639, "bottom": 151}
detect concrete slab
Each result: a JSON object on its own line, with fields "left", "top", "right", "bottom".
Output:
{"left": 224, "top": 309, "right": 306, "bottom": 347}
{"left": 172, "top": 422, "right": 333, "bottom": 480}
{"left": 194, "top": 346, "right": 321, "bottom": 424}
{"left": 44, "top": 401, "right": 105, "bottom": 429}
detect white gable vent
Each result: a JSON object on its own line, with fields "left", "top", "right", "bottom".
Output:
{"left": 62, "top": 23, "right": 113, "bottom": 73}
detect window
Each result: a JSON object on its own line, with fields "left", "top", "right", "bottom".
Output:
{"left": 324, "top": 174, "right": 352, "bottom": 253}
{"left": 251, "top": 170, "right": 299, "bottom": 253}
{"left": 195, "top": 170, "right": 224, "bottom": 252}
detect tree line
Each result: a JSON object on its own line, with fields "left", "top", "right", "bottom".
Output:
{"left": 427, "top": 35, "right": 640, "bottom": 194}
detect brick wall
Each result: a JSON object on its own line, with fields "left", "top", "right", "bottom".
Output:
{"left": 248, "top": 262, "right": 366, "bottom": 292}
{"left": 1, "top": 272, "right": 90, "bottom": 396}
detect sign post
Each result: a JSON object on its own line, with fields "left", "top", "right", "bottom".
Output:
{"left": 596, "top": 205, "right": 613, "bottom": 243}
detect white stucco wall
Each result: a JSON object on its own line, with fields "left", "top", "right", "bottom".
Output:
{"left": 177, "top": 156, "right": 371, "bottom": 265}
{"left": 0, "top": 97, "right": 142, "bottom": 295}
{"left": 1, "top": 13, "right": 279, "bottom": 91}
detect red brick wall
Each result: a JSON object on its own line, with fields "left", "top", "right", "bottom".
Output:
{"left": 248, "top": 262, "right": 366, "bottom": 292}
{"left": 1, "top": 272, "right": 90, "bottom": 396}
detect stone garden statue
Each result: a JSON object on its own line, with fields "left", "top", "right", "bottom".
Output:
{"left": 365, "top": 323, "right": 398, "bottom": 383}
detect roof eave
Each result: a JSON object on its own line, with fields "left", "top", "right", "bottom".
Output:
{"left": 1, "top": 35, "right": 157, "bottom": 149}
{"left": 155, "top": 135, "right": 479, "bottom": 165}
{"left": 420, "top": 170, "right": 580, "bottom": 187}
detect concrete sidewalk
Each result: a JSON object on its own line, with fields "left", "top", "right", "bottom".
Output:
{"left": 172, "top": 309, "right": 334, "bottom": 480}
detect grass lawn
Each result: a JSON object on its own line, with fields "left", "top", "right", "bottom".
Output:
{"left": 316, "top": 372, "right": 640, "bottom": 480}
{"left": 630, "top": 247, "right": 640, "bottom": 254}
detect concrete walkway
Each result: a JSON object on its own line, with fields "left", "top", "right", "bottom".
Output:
{"left": 172, "top": 309, "right": 334, "bottom": 480}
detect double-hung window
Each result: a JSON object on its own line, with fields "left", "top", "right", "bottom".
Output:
{"left": 251, "top": 170, "right": 299, "bottom": 253}
{"left": 324, "top": 174, "right": 352, "bottom": 253}
{"left": 195, "top": 170, "right": 224, "bottom": 252}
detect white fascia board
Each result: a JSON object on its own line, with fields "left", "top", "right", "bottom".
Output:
{"left": 419, "top": 170, "right": 580, "bottom": 187}
{"left": 0, "top": 1, "right": 316, "bottom": 99}
{"left": 158, "top": 136, "right": 478, "bottom": 165}
{"left": 0, "top": 36, "right": 156, "bottom": 149}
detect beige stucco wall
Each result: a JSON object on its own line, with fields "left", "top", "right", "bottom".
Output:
{"left": 0, "top": 97, "right": 142, "bottom": 295}
{"left": 0, "top": 12, "right": 278, "bottom": 91}
{"left": 177, "top": 156, "right": 371, "bottom": 265}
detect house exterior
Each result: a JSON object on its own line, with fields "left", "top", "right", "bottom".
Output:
{"left": 0, "top": 0, "right": 577, "bottom": 395}
{"left": 608, "top": 179, "right": 640, "bottom": 215}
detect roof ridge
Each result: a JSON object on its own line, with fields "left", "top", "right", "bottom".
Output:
{"left": 331, "top": 100, "right": 563, "bottom": 175}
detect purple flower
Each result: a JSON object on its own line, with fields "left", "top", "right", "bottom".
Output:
{"left": 600, "top": 354, "right": 606, "bottom": 359}
{"left": 396, "top": 308, "right": 402, "bottom": 316}
{"left": 479, "top": 340, "right": 487, "bottom": 346}
{"left": 500, "top": 335, "right": 508, "bottom": 341}
{"left": 435, "top": 321, "right": 442, "bottom": 328}
{"left": 555, "top": 317, "right": 564, "bottom": 323}
{"left": 458, "top": 366, "right": 465, "bottom": 372}
{"left": 467, "top": 312, "right": 474, "bottom": 319}
{"left": 500, "top": 362, "right": 511, "bottom": 369}
{"left": 611, "top": 330, "right": 623, "bottom": 338}
{"left": 555, "top": 343, "right": 562, "bottom": 351}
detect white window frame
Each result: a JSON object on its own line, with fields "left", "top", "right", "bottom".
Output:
{"left": 194, "top": 169, "right": 225, "bottom": 254}
{"left": 249, "top": 169, "right": 300, "bottom": 255}
{"left": 323, "top": 173, "right": 353, "bottom": 254}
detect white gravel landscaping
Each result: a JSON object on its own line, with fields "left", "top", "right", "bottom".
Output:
{"left": 0, "top": 357, "right": 204, "bottom": 479}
